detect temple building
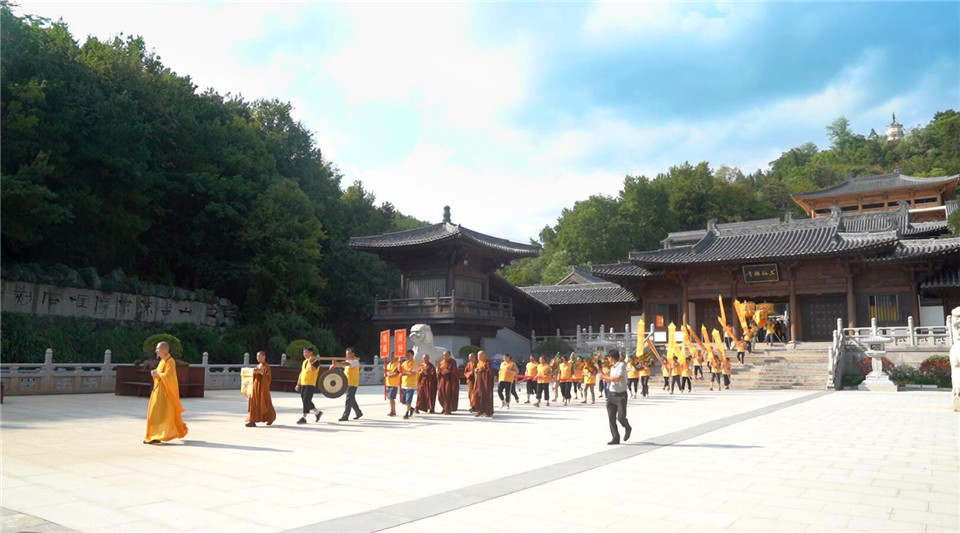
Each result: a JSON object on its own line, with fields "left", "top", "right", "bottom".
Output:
{"left": 791, "top": 169, "right": 958, "bottom": 222}
{"left": 593, "top": 173, "right": 960, "bottom": 342}
{"left": 520, "top": 267, "right": 640, "bottom": 337}
{"left": 349, "top": 207, "right": 548, "bottom": 356}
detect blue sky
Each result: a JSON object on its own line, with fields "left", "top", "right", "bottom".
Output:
{"left": 17, "top": 1, "right": 960, "bottom": 243}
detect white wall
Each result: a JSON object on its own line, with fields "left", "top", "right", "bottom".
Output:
{"left": 482, "top": 328, "right": 533, "bottom": 358}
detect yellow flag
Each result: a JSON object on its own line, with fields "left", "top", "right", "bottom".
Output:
{"left": 667, "top": 322, "right": 676, "bottom": 360}
{"left": 718, "top": 295, "right": 727, "bottom": 328}
{"left": 712, "top": 329, "right": 727, "bottom": 360}
{"left": 636, "top": 319, "right": 645, "bottom": 358}
{"left": 734, "top": 299, "right": 748, "bottom": 332}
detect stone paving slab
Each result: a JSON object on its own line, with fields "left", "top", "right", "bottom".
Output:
{"left": 1, "top": 386, "right": 956, "bottom": 532}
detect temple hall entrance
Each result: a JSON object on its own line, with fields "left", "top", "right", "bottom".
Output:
{"left": 800, "top": 294, "right": 847, "bottom": 341}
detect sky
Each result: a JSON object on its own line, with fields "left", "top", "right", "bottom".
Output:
{"left": 16, "top": 1, "right": 960, "bottom": 244}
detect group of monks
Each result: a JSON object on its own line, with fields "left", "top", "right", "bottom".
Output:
{"left": 142, "top": 323, "right": 743, "bottom": 443}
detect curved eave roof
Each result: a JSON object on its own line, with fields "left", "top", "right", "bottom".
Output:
{"left": 629, "top": 220, "right": 898, "bottom": 266}
{"left": 349, "top": 222, "right": 540, "bottom": 258}
{"left": 921, "top": 267, "right": 960, "bottom": 289}
{"left": 591, "top": 262, "right": 662, "bottom": 282}
{"left": 520, "top": 282, "right": 638, "bottom": 306}
{"left": 866, "top": 237, "right": 960, "bottom": 263}
{"left": 792, "top": 173, "right": 959, "bottom": 200}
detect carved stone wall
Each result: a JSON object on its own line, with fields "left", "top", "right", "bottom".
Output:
{"left": 0, "top": 279, "right": 235, "bottom": 327}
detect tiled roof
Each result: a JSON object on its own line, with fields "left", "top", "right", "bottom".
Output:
{"left": 921, "top": 267, "right": 960, "bottom": 289}
{"left": 349, "top": 222, "right": 540, "bottom": 258}
{"left": 867, "top": 237, "right": 960, "bottom": 263}
{"left": 840, "top": 203, "right": 948, "bottom": 237}
{"left": 946, "top": 199, "right": 958, "bottom": 219}
{"left": 489, "top": 274, "right": 551, "bottom": 312}
{"left": 520, "top": 282, "right": 638, "bottom": 306}
{"left": 661, "top": 218, "right": 782, "bottom": 248}
{"left": 792, "top": 173, "right": 959, "bottom": 199}
{"left": 591, "top": 261, "right": 662, "bottom": 282}
{"left": 630, "top": 214, "right": 899, "bottom": 266}
{"left": 557, "top": 266, "right": 605, "bottom": 284}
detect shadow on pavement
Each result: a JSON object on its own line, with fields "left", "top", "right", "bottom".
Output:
{"left": 178, "top": 440, "right": 293, "bottom": 452}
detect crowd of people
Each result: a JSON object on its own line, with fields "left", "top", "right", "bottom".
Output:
{"left": 142, "top": 337, "right": 740, "bottom": 446}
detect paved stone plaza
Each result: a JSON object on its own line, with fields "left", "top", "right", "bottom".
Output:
{"left": 1, "top": 387, "right": 957, "bottom": 532}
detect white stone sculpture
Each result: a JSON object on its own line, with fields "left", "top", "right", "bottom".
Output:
{"left": 950, "top": 307, "right": 960, "bottom": 408}
{"left": 408, "top": 324, "right": 449, "bottom": 361}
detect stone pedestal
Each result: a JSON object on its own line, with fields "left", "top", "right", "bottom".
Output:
{"left": 857, "top": 337, "right": 896, "bottom": 392}
{"left": 858, "top": 371, "right": 898, "bottom": 392}
{"left": 954, "top": 396, "right": 960, "bottom": 413}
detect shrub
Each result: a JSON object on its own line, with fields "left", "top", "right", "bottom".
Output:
{"left": 856, "top": 355, "right": 894, "bottom": 376}
{"left": 534, "top": 337, "right": 573, "bottom": 356}
{"left": 143, "top": 334, "right": 183, "bottom": 359}
{"left": 285, "top": 339, "right": 317, "bottom": 367}
{"left": 458, "top": 345, "right": 481, "bottom": 358}
{"left": 919, "top": 355, "right": 951, "bottom": 387}
{"left": 841, "top": 373, "right": 865, "bottom": 388}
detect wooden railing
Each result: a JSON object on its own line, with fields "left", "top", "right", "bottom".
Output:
{"left": 375, "top": 295, "right": 512, "bottom": 320}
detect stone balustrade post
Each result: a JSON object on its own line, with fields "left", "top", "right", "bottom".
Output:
{"left": 243, "top": 352, "right": 250, "bottom": 365}
{"left": 44, "top": 348, "right": 53, "bottom": 365}
{"left": 624, "top": 323, "right": 631, "bottom": 356}
{"left": 907, "top": 316, "right": 916, "bottom": 346}
{"left": 600, "top": 324, "right": 605, "bottom": 340}
{"left": 871, "top": 317, "right": 878, "bottom": 336}
{"left": 281, "top": 353, "right": 287, "bottom": 366}
{"left": 103, "top": 349, "right": 112, "bottom": 365}
{"left": 202, "top": 352, "right": 209, "bottom": 365}
{"left": 556, "top": 328, "right": 561, "bottom": 338}
{"left": 576, "top": 325, "right": 581, "bottom": 348}
{"left": 947, "top": 315, "right": 954, "bottom": 347}
{"left": 588, "top": 325, "right": 593, "bottom": 340}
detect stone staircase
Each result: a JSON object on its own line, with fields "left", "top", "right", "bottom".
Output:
{"left": 727, "top": 342, "right": 830, "bottom": 390}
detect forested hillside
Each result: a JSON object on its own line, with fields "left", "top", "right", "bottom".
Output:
{"left": 502, "top": 113, "right": 960, "bottom": 286}
{"left": 0, "top": 6, "right": 424, "bottom": 360}
{"left": 2, "top": 5, "right": 958, "bottom": 361}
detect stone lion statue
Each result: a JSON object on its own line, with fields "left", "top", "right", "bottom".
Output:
{"left": 950, "top": 307, "right": 960, "bottom": 399}
{"left": 408, "top": 324, "right": 449, "bottom": 361}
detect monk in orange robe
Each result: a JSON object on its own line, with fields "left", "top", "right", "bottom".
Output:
{"left": 246, "top": 351, "right": 276, "bottom": 427}
{"left": 415, "top": 354, "right": 438, "bottom": 414}
{"left": 144, "top": 341, "right": 188, "bottom": 444}
{"left": 437, "top": 350, "right": 460, "bottom": 414}
{"left": 463, "top": 352, "right": 477, "bottom": 412}
{"left": 471, "top": 351, "right": 495, "bottom": 417}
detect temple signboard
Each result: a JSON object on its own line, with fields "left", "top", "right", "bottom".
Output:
{"left": 743, "top": 264, "right": 779, "bottom": 283}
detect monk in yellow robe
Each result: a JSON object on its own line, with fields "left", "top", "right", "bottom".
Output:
{"left": 246, "top": 351, "right": 276, "bottom": 427}
{"left": 144, "top": 341, "right": 188, "bottom": 444}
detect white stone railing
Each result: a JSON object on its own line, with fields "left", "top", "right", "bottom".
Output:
{"left": 1, "top": 350, "right": 388, "bottom": 395}
{"left": 841, "top": 316, "right": 952, "bottom": 347}
{"left": 532, "top": 323, "right": 655, "bottom": 355}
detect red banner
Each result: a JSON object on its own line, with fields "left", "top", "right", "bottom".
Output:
{"left": 394, "top": 329, "right": 407, "bottom": 357}
{"left": 380, "top": 330, "right": 391, "bottom": 359}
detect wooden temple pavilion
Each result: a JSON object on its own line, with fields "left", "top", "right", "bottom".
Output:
{"left": 348, "top": 207, "right": 549, "bottom": 356}
{"left": 593, "top": 173, "right": 960, "bottom": 342}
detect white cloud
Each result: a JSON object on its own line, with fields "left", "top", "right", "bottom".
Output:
{"left": 318, "top": 3, "right": 532, "bottom": 130}
{"left": 582, "top": 1, "right": 760, "bottom": 44}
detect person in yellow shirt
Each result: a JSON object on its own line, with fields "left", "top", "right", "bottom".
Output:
{"left": 598, "top": 356, "right": 611, "bottom": 399}
{"left": 661, "top": 359, "right": 671, "bottom": 391}
{"left": 332, "top": 348, "right": 363, "bottom": 422}
{"left": 558, "top": 358, "right": 574, "bottom": 405}
{"left": 295, "top": 346, "right": 323, "bottom": 424}
{"left": 693, "top": 348, "right": 704, "bottom": 380}
{"left": 144, "top": 341, "right": 188, "bottom": 443}
{"left": 572, "top": 356, "right": 584, "bottom": 400}
{"left": 497, "top": 354, "right": 518, "bottom": 409}
{"left": 669, "top": 355, "right": 682, "bottom": 394}
{"left": 735, "top": 338, "right": 747, "bottom": 366}
{"left": 709, "top": 356, "right": 723, "bottom": 391}
{"left": 524, "top": 355, "right": 538, "bottom": 404}
{"left": 627, "top": 359, "right": 640, "bottom": 399}
{"left": 680, "top": 356, "right": 693, "bottom": 393}
{"left": 400, "top": 350, "right": 419, "bottom": 419}
{"left": 638, "top": 362, "right": 651, "bottom": 398}
{"left": 534, "top": 356, "right": 551, "bottom": 407}
{"left": 722, "top": 356, "right": 732, "bottom": 389}
{"left": 384, "top": 353, "right": 401, "bottom": 416}
{"left": 581, "top": 360, "right": 597, "bottom": 404}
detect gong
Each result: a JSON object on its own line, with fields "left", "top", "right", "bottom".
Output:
{"left": 319, "top": 367, "right": 347, "bottom": 398}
